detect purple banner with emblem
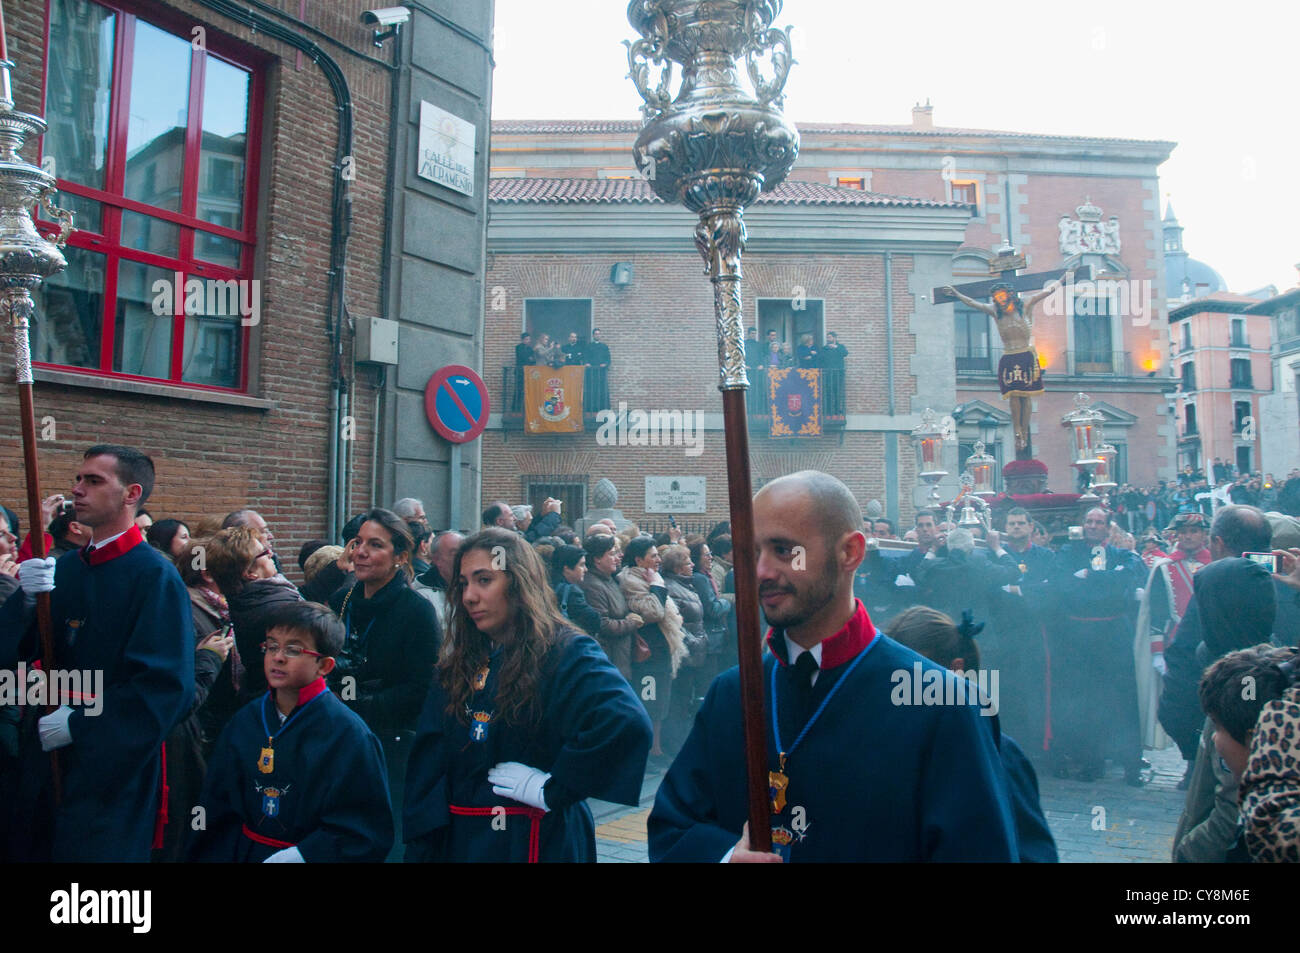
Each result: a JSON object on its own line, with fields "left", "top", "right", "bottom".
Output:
{"left": 768, "top": 368, "right": 822, "bottom": 438}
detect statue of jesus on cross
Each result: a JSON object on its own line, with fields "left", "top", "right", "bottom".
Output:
{"left": 940, "top": 268, "right": 1074, "bottom": 459}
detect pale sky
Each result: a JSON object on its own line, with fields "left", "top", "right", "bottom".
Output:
{"left": 491, "top": 0, "right": 1299, "bottom": 295}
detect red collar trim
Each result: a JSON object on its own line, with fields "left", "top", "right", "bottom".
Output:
{"left": 296, "top": 678, "right": 328, "bottom": 707}
{"left": 83, "top": 525, "right": 145, "bottom": 567}
{"left": 766, "top": 600, "right": 877, "bottom": 670}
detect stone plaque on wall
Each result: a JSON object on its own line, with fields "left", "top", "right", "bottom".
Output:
{"left": 645, "top": 477, "right": 706, "bottom": 513}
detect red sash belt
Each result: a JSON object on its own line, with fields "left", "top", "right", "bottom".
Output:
{"left": 241, "top": 824, "right": 297, "bottom": 850}
{"left": 153, "top": 743, "right": 168, "bottom": 849}
{"left": 46, "top": 679, "right": 171, "bottom": 851}
{"left": 449, "top": 804, "right": 545, "bottom": 863}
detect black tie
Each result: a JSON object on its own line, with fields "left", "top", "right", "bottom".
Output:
{"left": 793, "top": 651, "right": 819, "bottom": 725}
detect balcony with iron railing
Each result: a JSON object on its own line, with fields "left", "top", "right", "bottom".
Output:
{"left": 500, "top": 364, "right": 847, "bottom": 434}
{"left": 502, "top": 364, "right": 611, "bottom": 431}
{"left": 956, "top": 346, "right": 1133, "bottom": 377}
{"left": 743, "top": 365, "right": 846, "bottom": 428}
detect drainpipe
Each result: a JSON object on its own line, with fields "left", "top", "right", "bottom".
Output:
{"left": 885, "top": 251, "right": 899, "bottom": 525}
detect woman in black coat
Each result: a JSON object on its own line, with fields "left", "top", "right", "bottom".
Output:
{"left": 329, "top": 508, "right": 441, "bottom": 859}
{"left": 549, "top": 544, "right": 602, "bottom": 637}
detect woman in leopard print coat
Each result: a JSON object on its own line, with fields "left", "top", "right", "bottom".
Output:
{"left": 1240, "top": 680, "right": 1300, "bottom": 862}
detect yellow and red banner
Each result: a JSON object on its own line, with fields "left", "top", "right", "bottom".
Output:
{"left": 525, "top": 365, "right": 584, "bottom": 433}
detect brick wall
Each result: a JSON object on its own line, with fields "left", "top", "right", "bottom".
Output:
{"left": 1, "top": 0, "right": 392, "bottom": 581}
{"left": 483, "top": 249, "right": 922, "bottom": 525}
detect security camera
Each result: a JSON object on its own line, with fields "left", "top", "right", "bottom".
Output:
{"left": 362, "top": 6, "right": 410, "bottom": 45}
{"left": 361, "top": 7, "right": 410, "bottom": 26}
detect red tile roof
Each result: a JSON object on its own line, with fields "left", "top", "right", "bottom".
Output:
{"left": 489, "top": 177, "right": 961, "bottom": 209}
{"left": 490, "top": 118, "right": 1173, "bottom": 146}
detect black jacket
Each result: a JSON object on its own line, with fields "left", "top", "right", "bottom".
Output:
{"left": 299, "top": 560, "right": 353, "bottom": 605}
{"left": 329, "top": 573, "right": 440, "bottom": 737}
{"left": 1159, "top": 558, "right": 1277, "bottom": 760}
{"left": 913, "top": 549, "right": 1021, "bottom": 625}
{"left": 228, "top": 575, "right": 303, "bottom": 703}
{"left": 554, "top": 581, "right": 601, "bottom": 637}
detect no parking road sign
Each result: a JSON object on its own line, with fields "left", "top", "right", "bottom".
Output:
{"left": 425, "top": 364, "right": 489, "bottom": 443}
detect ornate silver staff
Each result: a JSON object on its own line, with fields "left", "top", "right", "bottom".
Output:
{"left": 0, "top": 5, "right": 75, "bottom": 798}
{"left": 626, "top": 0, "right": 798, "bottom": 851}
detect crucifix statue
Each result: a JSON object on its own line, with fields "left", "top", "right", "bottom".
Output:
{"left": 935, "top": 250, "right": 1088, "bottom": 460}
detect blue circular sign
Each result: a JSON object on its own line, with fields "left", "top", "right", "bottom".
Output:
{"left": 425, "top": 364, "right": 490, "bottom": 443}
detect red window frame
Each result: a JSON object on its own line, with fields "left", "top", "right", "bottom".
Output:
{"left": 36, "top": 0, "right": 266, "bottom": 392}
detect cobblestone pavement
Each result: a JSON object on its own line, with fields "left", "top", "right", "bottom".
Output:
{"left": 593, "top": 744, "right": 1191, "bottom": 863}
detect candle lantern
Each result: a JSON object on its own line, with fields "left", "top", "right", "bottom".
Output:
{"left": 911, "top": 407, "right": 948, "bottom": 503}
{"left": 964, "top": 440, "right": 996, "bottom": 498}
{"left": 1065, "top": 392, "right": 1104, "bottom": 467}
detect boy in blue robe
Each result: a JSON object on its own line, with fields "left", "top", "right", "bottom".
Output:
{"left": 648, "top": 471, "right": 1018, "bottom": 863}
{"left": 191, "top": 602, "right": 393, "bottom": 862}
{"left": 7, "top": 445, "right": 193, "bottom": 862}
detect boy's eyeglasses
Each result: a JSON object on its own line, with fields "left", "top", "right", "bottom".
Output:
{"left": 260, "top": 641, "right": 324, "bottom": 659}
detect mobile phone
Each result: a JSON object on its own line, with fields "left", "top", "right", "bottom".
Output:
{"left": 59, "top": 500, "right": 75, "bottom": 517}
{"left": 1244, "top": 551, "right": 1279, "bottom": 573}
{"left": 668, "top": 514, "right": 677, "bottom": 528}
{"left": 1068, "top": 526, "right": 1083, "bottom": 540}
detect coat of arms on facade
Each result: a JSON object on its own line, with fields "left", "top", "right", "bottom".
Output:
{"left": 1059, "top": 198, "right": 1120, "bottom": 256}
{"left": 540, "top": 375, "right": 570, "bottom": 422}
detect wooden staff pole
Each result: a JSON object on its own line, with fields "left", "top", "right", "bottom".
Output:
{"left": 720, "top": 388, "right": 771, "bottom": 851}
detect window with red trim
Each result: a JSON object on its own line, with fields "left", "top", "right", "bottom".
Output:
{"left": 35, "top": 0, "right": 262, "bottom": 391}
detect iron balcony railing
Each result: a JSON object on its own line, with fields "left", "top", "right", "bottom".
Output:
{"left": 743, "top": 365, "right": 846, "bottom": 419}
{"left": 955, "top": 346, "right": 1133, "bottom": 377}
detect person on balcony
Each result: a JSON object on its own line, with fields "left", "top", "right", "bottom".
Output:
{"left": 819, "top": 331, "right": 847, "bottom": 370}
{"left": 561, "top": 332, "right": 584, "bottom": 366}
{"left": 796, "top": 333, "right": 819, "bottom": 368}
{"left": 533, "top": 333, "right": 561, "bottom": 368}
{"left": 585, "top": 328, "right": 612, "bottom": 411}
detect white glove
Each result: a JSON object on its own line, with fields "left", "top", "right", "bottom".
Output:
{"left": 18, "top": 557, "right": 56, "bottom": 595}
{"left": 263, "top": 846, "right": 304, "bottom": 863}
{"left": 923, "top": 551, "right": 937, "bottom": 560}
{"left": 38, "top": 705, "right": 73, "bottom": 751}
{"left": 488, "top": 761, "right": 551, "bottom": 812}
{"left": 894, "top": 574, "right": 915, "bottom": 588}
{"left": 1152, "top": 652, "right": 1168, "bottom": 676}
{"left": 1001, "top": 584, "right": 1022, "bottom": 595}
{"left": 1073, "top": 568, "right": 1089, "bottom": 579}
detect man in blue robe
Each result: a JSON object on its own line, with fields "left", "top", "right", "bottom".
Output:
{"left": 648, "top": 470, "right": 1018, "bottom": 862}
{"left": 7, "top": 445, "right": 193, "bottom": 861}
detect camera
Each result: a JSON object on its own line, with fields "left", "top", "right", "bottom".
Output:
{"left": 59, "top": 500, "right": 75, "bottom": 518}
{"left": 361, "top": 6, "right": 410, "bottom": 46}
{"left": 1244, "top": 551, "right": 1280, "bottom": 574}
{"left": 1068, "top": 525, "right": 1083, "bottom": 540}
{"left": 360, "top": 7, "right": 410, "bottom": 26}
